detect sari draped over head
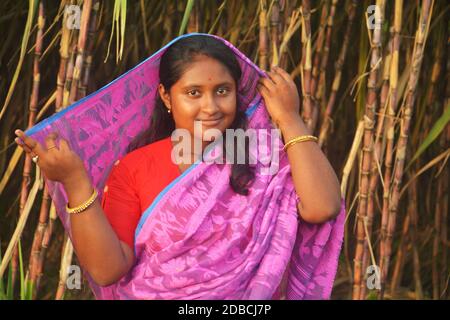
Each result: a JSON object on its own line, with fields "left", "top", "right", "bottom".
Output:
{"left": 25, "top": 33, "right": 346, "bottom": 300}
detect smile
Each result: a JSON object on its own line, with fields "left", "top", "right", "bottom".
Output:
{"left": 197, "top": 117, "right": 223, "bottom": 126}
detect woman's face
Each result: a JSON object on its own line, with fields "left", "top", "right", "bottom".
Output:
{"left": 158, "top": 54, "right": 237, "bottom": 148}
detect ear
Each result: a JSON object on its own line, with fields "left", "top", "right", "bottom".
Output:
{"left": 158, "top": 84, "right": 171, "bottom": 112}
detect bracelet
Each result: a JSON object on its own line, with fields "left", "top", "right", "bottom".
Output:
{"left": 66, "top": 188, "right": 98, "bottom": 214}
{"left": 283, "top": 135, "right": 318, "bottom": 151}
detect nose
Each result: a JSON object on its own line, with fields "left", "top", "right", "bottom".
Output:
{"left": 201, "top": 92, "right": 221, "bottom": 116}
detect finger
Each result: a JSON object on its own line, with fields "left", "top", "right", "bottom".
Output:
{"left": 257, "top": 83, "right": 269, "bottom": 97}
{"left": 59, "top": 139, "right": 71, "bottom": 152}
{"left": 14, "top": 130, "right": 46, "bottom": 156}
{"left": 267, "top": 69, "right": 284, "bottom": 85}
{"left": 261, "top": 71, "right": 277, "bottom": 85}
{"left": 272, "top": 66, "right": 292, "bottom": 82}
{"left": 45, "top": 132, "right": 60, "bottom": 150}
{"left": 258, "top": 76, "right": 275, "bottom": 91}
{"left": 15, "top": 137, "right": 34, "bottom": 154}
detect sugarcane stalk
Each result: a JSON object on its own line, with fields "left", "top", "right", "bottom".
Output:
{"left": 279, "top": 0, "right": 295, "bottom": 69}
{"left": 352, "top": 0, "right": 385, "bottom": 300}
{"left": 318, "top": 0, "right": 357, "bottom": 148}
{"left": 432, "top": 175, "right": 442, "bottom": 299}
{"left": 78, "top": 0, "right": 100, "bottom": 99}
{"left": 421, "top": 22, "right": 444, "bottom": 300}
{"left": 379, "top": 0, "right": 403, "bottom": 296}
{"left": 299, "top": 0, "right": 313, "bottom": 131}
{"left": 68, "top": 0, "right": 92, "bottom": 104}
{"left": 36, "top": 202, "right": 58, "bottom": 296}
{"left": 438, "top": 122, "right": 449, "bottom": 299}
{"left": 363, "top": 3, "right": 399, "bottom": 301}
{"left": 62, "top": 30, "right": 78, "bottom": 109}
{"left": 361, "top": 34, "right": 393, "bottom": 297}
{"left": 139, "top": 0, "right": 150, "bottom": 51}
{"left": 26, "top": 7, "right": 48, "bottom": 287}
{"left": 442, "top": 45, "right": 450, "bottom": 299}
{"left": 28, "top": 183, "right": 51, "bottom": 299}
{"left": 55, "top": 232, "right": 74, "bottom": 300}
{"left": 11, "top": 1, "right": 45, "bottom": 294}
{"left": 433, "top": 118, "right": 449, "bottom": 299}
{"left": 56, "top": 2, "right": 72, "bottom": 112}
{"left": 416, "top": 25, "right": 444, "bottom": 147}
{"left": 372, "top": 28, "right": 394, "bottom": 170}
{"left": 341, "top": 120, "right": 365, "bottom": 292}
{"left": 279, "top": 9, "right": 301, "bottom": 68}
{"left": 408, "top": 174, "right": 423, "bottom": 299}
{"left": 310, "top": 0, "right": 329, "bottom": 98}
{"left": 315, "top": 0, "right": 338, "bottom": 122}
{"left": 390, "top": 208, "right": 410, "bottom": 297}
{"left": 270, "top": 0, "right": 280, "bottom": 67}
{"left": 380, "top": 0, "right": 434, "bottom": 299}
{"left": 258, "top": 0, "right": 269, "bottom": 71}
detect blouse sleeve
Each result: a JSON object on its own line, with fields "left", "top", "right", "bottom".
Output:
{"left": 101, "top": 159, "right": 141, "bottom": 251}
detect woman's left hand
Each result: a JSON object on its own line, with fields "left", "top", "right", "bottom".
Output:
{"left": 257, "top": 66, "right": 301, "bottom": 127}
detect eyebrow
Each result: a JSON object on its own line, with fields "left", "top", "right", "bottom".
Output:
{"left": 181, "top": 81, "right": 234, "bottom": 89}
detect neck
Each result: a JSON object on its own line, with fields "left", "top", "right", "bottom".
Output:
{"left": 170, "top": 136, "right": 212, "bottom": 164}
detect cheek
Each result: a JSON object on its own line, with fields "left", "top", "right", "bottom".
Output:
{"left": 225, "top": 97, "right": 237, "bottom": 113}
{"left": 173, "top": 100, "right": 199, "bottom": 122}
{"left": 223, "top": 96, "right": 238, "bottom": 123}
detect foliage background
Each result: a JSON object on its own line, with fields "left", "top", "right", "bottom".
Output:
{"left": 0, "top": 0, "right": 448, "bottom": 300}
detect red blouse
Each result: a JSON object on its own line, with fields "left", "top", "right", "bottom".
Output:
{"left": 101, "top": 137, "right": 181, "bottom": 250}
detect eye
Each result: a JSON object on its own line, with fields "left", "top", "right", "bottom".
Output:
{"left": 187, "top": 89, "right": 199, "bottom": 97}
{"left": 217, "top": 87, "right": 230, "bottom": 95}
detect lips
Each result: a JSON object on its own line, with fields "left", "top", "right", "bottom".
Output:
{"left": 198, "top": 117, "right": 223, "bottom": 126}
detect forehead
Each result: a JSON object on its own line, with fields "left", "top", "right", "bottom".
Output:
{"left": 176, "top": 55, "right": 235, "bottom": 87}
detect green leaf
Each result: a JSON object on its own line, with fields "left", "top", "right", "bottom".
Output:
{"left": 407, "top": 103, "right": 450, "bottom": 169}
{"left": 105, "top": 0, "right": 127, "bottom": 63}
{"left": 18, "top": 239, "right": 25, "bottom": 300}
{"left": 119, "top": 0, "right": 127, "bottom": 61}
{"left": 25, "top": 279, "right": 34, "bottom": 300}
{"left": 366, "top": 290, "right": 379, "bottom": 300}
{"left": 178, "top": 0, "right": 195, "bottom": 36}
{"left": 6, "top": 260, "right": 13, "bottom": 300}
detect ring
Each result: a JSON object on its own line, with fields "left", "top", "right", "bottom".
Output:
{"left": 32, "top": 155, "right": 39, "bottom": 163}
{"left": 47, "top": 145, "right": 57, "bottom": 151}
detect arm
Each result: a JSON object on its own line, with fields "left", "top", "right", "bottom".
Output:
{"left": 14, "top": 130, "right": 134, "bottom": 287}
{"left": 257, "top": 66, "right": 341, "bottom": 223}
{"left": 278, "top": 115, "right": 342, "bottom": 223}
{"left": 63, "top": 172, "right": 136, "bottom": 286}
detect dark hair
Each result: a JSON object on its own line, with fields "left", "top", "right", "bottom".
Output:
{"left": 128, "top": 35, "right": 255, "bottom": 195}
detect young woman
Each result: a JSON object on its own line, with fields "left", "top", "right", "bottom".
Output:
{"left": 15, "top": 34, "right": 345, "bottom": 299}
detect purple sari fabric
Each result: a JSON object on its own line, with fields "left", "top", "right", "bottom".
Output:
{"left": 25, "top": 33, "right": 346, "bottom": 300}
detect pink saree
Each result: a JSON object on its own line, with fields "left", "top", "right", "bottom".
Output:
{"left": 25, "top": 33, "right": 346, "bottom": 300}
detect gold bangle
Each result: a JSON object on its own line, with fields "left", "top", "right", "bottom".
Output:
{"left": 66, "top": 188, "right": 98, "bottom": 214}
{"left": 283, "top": 135, "right": 318, "bottom": 151}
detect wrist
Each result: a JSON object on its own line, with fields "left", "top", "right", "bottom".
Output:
{"left": 278, "top": 115, "right": 311, "bottom": 141}
{"left": 62, "top": 170, "right": 91, "bottom": 192}
{"left": 63, "top": 171, "right": 96, "bottom": 209}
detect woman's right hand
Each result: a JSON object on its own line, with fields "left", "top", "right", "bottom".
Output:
{"left": 14, "top": 129, "right": 88, "bottom": 185}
